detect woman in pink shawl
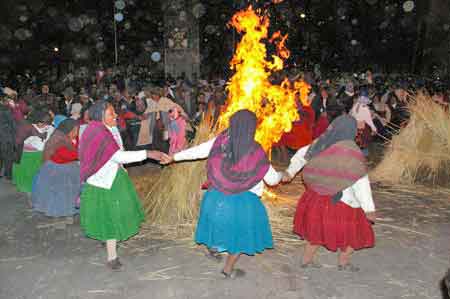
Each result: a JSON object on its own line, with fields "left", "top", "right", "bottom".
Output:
{"left": 79, "top": 101, "right": 162, "bottom": 271}
{"left": 168, "top": 106, "right": 187, "bottom": 154}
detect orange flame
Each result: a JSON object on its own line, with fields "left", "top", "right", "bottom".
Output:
{"left": 218, "top": 6, "right": 310, "bottom": 152}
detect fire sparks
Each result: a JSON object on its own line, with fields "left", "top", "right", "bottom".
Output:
{"left": 218, "top": 6, "right": 311, "bottom": 152}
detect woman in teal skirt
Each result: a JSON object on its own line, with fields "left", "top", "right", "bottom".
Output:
{"left": 79, "top": 101, "right": 162, "bottom": 270}
{"left": 13, "top": 110, "right": 54, "bottom": 193}
{"left": 161, "top": 110, "right": 283, "bottom": 278}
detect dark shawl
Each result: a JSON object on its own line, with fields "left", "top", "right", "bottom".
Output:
{"left": 79, "top": 101, "right": 120, "bottom": 183}
{"left": 305, "top": 114, "right": 358, "bottom": 160}
{"left": 0, "top": 105, "right": 16, "bottom": 160}
{"left": 42, "top": 119, "right": 78, "bottom": 162}
{"left": 303, "top": 114, "right": 367, "bottom": 203}
{"left": 206, "top": 110, "right": 270, "bottom": 195}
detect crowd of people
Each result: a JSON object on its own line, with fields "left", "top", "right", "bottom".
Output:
{"left": 274, "top": 70, "right": 449, "bottom": 159}
{"left": 0, "top": 67, "right": 449, "bottom": 275}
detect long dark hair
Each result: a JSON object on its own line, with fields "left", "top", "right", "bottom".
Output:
{"left": 226, "top": 109, "right": 259, "bottom": 165}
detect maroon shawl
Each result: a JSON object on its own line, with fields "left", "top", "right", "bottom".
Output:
{"left": 79, "top": 121, "right": 120, "bottom": 183}
{"left": 206, "top": 132, "right": 270, "bottom": 195}
{"left": 303, "top": 140, "right": 367, "bottom": 197}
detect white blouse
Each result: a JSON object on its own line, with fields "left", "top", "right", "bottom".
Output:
{"left": 286, "top": 145, "right": 375, "bottom": 212}
{"left": 173, "top": 137, "right": 282, "bottom": 196}
{"left": 23, "top": 124, "right": 54, "bottom": 152}
{"left": 85, "top": 126, "right": 147, "bottom": 190}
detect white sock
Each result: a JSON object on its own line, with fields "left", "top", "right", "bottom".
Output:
{"left": 106, "top": 239, "right": 117, "bottom": 261}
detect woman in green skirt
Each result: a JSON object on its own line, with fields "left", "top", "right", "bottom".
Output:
{"left": 79, "top": 101, "right": 162, "bottom": 271}
{"left": 13, "top": 110, "right": 54, "bottom": 193}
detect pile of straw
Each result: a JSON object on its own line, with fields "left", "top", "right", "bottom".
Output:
{"left": 371, "top": 93, "right": 450, "bottom": 186}
{"left": 131, "top": 111, "right": 305, "bottom": 245}
{"left": 262, "top": 180, "right": 305, "bottom": 249}
{"left": 138, "top": 112, "right": 214, "bottom": 233}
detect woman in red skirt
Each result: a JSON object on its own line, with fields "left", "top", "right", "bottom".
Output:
{"left": 282, "top": 113, "right": 376, "bottom": 272}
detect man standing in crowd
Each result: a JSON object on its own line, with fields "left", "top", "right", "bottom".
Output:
{"left": 62, "top": 87, "right": 75, "bottom": 117}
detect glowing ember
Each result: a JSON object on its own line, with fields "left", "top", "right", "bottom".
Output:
{"left": 219, "top": 6, "right": 310, "bottom": 152}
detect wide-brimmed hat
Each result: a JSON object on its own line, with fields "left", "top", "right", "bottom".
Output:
{"left": 63, "top": 87, "right": 74, "bottom": 97}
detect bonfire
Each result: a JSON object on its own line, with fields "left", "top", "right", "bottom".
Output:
{"left": 137, "top": 6, "right": 310, "bottom": 241}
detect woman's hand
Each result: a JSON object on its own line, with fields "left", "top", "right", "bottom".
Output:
{"left": 147, "top": 150, "right": 165, "bottom": 161}
{"left": 365, "top": 211, "right": 376, "bottom": 223}
{"left": 281, "top": 171, "right": 293, "bottom": 183}
{"left": 160, "top": 153, "right": 174, "bottom": 165}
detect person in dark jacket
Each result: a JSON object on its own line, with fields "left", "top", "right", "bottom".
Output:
{"left": 0, "top": 105, "right": 16, "bottom": 180}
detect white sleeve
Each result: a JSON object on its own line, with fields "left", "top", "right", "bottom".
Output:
{"left": 110, "top": 150, "right": 147, "bottom": 164}
{"left": 263, "top": 165, "right": 282, "bottom": 186}
{"left": 173, "top": 137, "right": 216, "bottom": 161}
{"left": 351, "top": 175, "right": 375, "bottom": 213}
{"left": 24, "top": 136, "right": 45, "bottom": 151}
{"left": 45, "top": 126, "right": 55, "bottom": 142}
{"left": 363, "top": 108, "right": 378, "bottom": 133}
{"left": 25, "top": 125, "right": 55, "bottom": 151}
{"left": 286, "top": 145, "right": 310, "bottom": 178}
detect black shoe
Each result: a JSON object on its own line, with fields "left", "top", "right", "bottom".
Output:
{"left": 221, "top": 269, "right": 246, "bottom": 279}
{"left": 337, "top": 263, "right": 360, "bottom": 272}
{"left": 300, "top": 262, "right": 322, "bottom": 269}
{"left": 205, "top": 249, "right": 223, "bottom": 262}
{"left": 107, "top": 258, "right": 123, "bottom": 271}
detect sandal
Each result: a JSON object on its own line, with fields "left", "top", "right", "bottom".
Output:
{"left": 221, "top": 269, "right": 246, "bottom": 279}
{"left": 337, "top": 263, "right": 360, "bottom": 272}
{"left": 300, "top": 262, "right": 322, "bottom": 269}
{"left": 107, "top": 258, "right": 123, "bottom": 271}
{"left": 205, "top": 249, "right": 223, "bottom": 262}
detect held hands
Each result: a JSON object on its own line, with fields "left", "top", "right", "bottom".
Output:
{"left": 281, "top": 171, "right": 293, "bottom": 183}
{"left": 160, "top": 153, "right": 174, "bottom": 165}
{"left": 146, "top": 150, "right": 165, "bottom": 161}
{"left": 146, "top": 150, "right": 174, "bottom": 165}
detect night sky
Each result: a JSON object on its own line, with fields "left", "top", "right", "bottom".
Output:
{"left": 0, "top": 0, "right": 448, "bottom": 78}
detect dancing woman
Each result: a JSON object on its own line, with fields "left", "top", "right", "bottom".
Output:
{"left": 162, "top": 110, "right": 283, "bottom": 278}
{"left": 13, "top": 110, "right": 53, "bottom": 193}
{"left": 32, "top": 119, "right": 80, "bottom": 217}
{"left": 282, "top": 113, "right": 376, "bottom": 272}
{"left": 79, "top": 101, "right": 162, "bottom": 270}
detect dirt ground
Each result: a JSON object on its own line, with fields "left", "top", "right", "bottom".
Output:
{"left": 1, "top": 160, "right": 450, "bottom": 299}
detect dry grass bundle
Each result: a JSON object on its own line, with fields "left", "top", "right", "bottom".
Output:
{"left": 132, "top": 111, "right": 305, "bottom": 245}
{"left": 371, "top": 93, "right": 450, "bottom": 186}
{"left": 140, "top": 112, "right": 214, "bottom": 230}
{"left": 262, "top": 180, "right": 305, "bottom": 249}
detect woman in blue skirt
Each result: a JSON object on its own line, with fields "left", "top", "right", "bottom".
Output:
{"left": 161, "top": 110, "right": 283, "bottom": 278}
{"left": 32, "top": 119, "right": 80, "bottom": 217}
